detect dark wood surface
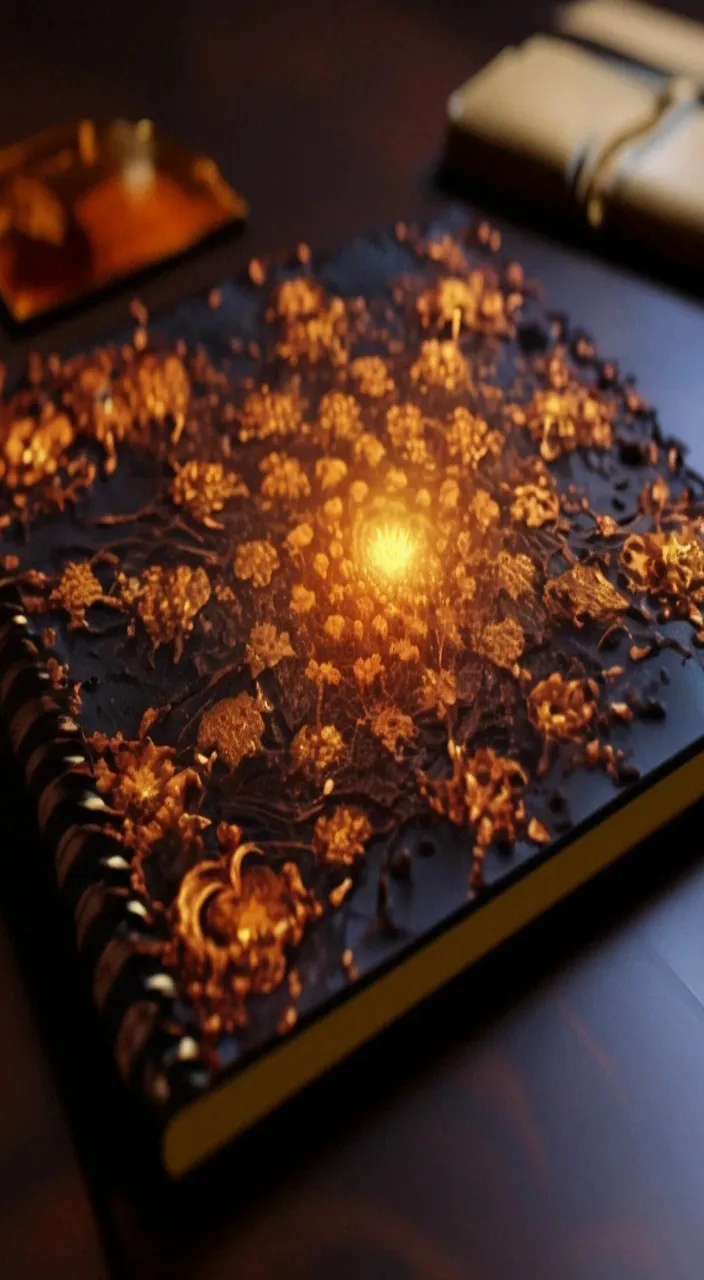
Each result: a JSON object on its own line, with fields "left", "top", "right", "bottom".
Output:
{"left": 4, "top": 3, "right": 704, "bottom": 1277}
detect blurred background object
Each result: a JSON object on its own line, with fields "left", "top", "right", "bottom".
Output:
{"left": 0, "top": 118, "right": 246, "bottom": 321}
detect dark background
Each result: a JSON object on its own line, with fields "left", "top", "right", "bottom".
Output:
{"left": 4, "top": 2, "right": 704, "bottom": 1277}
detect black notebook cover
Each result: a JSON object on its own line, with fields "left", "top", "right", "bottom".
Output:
{"left": 2, "top": 216, "right": 704, "bottom": 1176}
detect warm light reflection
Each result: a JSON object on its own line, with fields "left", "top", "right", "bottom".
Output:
{"left": 353, "top": 498, "right": 434, "bottom": 600}
{"left": 364, "top": 521, "right": 417, "bottom": 583}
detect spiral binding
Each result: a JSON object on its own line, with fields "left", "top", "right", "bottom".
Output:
{"left": 0, "top": 591, "right": 212, "bottom": 1130}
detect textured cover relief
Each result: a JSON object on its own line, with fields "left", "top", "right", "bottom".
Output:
{"left": 1, "top": 215, "right": 704, "bottom": 1145}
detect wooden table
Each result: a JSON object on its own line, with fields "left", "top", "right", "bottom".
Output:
{"left": 3, "top": 2, "right": 704, "bottom": 1276}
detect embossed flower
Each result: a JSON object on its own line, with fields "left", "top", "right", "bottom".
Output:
{"left": 527, "top": 673, "right": 599, "bottom": 742}
{"left": 510, "top": 476, "right": 560, "bottom": 528}
{"left": 420, "top": 743, "right": 530, "bottom": 880}
{"left": 354, "top": 653, "right": 385, "bottom": 688}
{"left": 418, "top": 667, "right": 457, "bottom": 716}
{"left": 50, "top": 561, "right": 114, "bottom": 630}
{"left": 196, "top": 693, "right": 265, "bottom": 770}
{"left": 474, "top": 617, "right": 525, "bottom": 668}
{"left": 370, "top": 706, "right": 417, "bottom": 756}
{"left": 350, "top": 355, "right": 395, "bottom": 398}
{"left": 410, "top": 339, "right": 469, "bottom": 392}
{"left": 237, "top": 385, "right": 303, "bottom": 442}
{"left": 522, "top": 372, "right": 613, "bottom": 461}
{"left": 234, "top": 540, "right": 280, "bottom": 588}
{"left": 290, "top": 584, "right": 316, "bottom": 614}
{"left": 1, "top": 409, "right": 75, "bottom": 490}
{"left": 132, "top": 564, "right": 211, "bottom": 658}
{"left": 245, "top": 623, "right": 295, "bottom": 678}
{"left": 315, "top": 457, "right": 348, "bottom": 491}
{"left": 313, "top": 806, "right": 372, "bottom": 866}
{"left": 170, "top": 459, "right": 248, "bottom": 525}
{"left": 290, "top": 723, "right": 344, "bottom": 774}
{"left": 621, "top": 527, "right": 704, "bottom": 622}
{"left": 544, "top": 564, "right": 627, "bottom": 627}
{"left": 172, "top": 829, "right": 320, "bottom": 1031}
{"left": 317, "top": 390, "right": 362, "bottom": 441}
{"left": 260, "top": 452, "right": 311, "bottom": 501}
{"left": 445, "top": 407, "right": 503, "bottom": 469}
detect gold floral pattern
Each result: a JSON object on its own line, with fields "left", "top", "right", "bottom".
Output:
{"left": 468, "top": 489, "right": 500, "bottom": 532}
{"left": 621, "top": 528, "right": 704, "bottom": 622}
{"left": 1, "top": 410, "right": 74, "bottom": 490}
{"left": 196, "top": 693, "right": 265, "bottom": 770}
{"left": 410, "top": 339, "right": 469, "bottom": 392}
{"left": 290, "top": 723, "right": 344, "bottom": 774}
{"left": 92, "top": 734, "right": 183, "bottom": 817}
{"left": 315, "top": 457, "right": 348, "bottom": 490}
{"left": 496, "top": 551, "right": 535, "bottom": 601}
{"left": 420, "top": 743, "right": 532, "bottom": 882}
{"left": 354, "top": 653, "right": 385, "bottom": 687}
{"left": 245, "top": 623, "right": 295, "bottom": 678}
{"left": 237, "top": 385, "right": 303, "bottom": 442}
{"left": 171, "top": 828, "right": 321, "bottom": 1033}
{"left": 416, "top": 271, "right": 515, "bottom": 336}
{"left": 49, "top": 561, "right": 117, "bottom": 629}
{"left": 137, "top": 354, "right": 190, "bottom": 433}
{"left": 313, "top": 806, "right": 372, "bottom": 865}
{"left": 305, "top": 659, "right": 341, "bottom": 687}
{"left": 474, "top": 616, "right": 525, "bottom": 668}
{"left": 9, "top": 221, "right": 704, "bottom": 1049}
{"left": 89, "top": 730, "right": 204, "bottom": 898}
{"left": 527, "top": 674, "right": 599, "bottom": 742}
{"left": 278, "top": 297, "right": 349, "bottom": 365}
{"left": 385, "top": 402, "right": 428, "bottom": 463}
{"left": 290, "top": 583, "right": 316, "bottom": 613}
{"left": 272, "top": 277, "right": 324, "bottom": 320}
{"left": 370, "top": 706, "right": 417, "bottom": 756}
{"left": 260, "top": 452, "right": 311, "bottom": 501}
{"left": 510, "top": 473, "right": 560, "bottom": 528}
{"left": 518, "top": 366, "right": 614, "bottom": 461}
{"left": 130, "top": 564, "right": 211, "bottom": 659}
{"left": 544, "top": 564, "right": 627, "bottom": 626}
{"left": 445, "top": 407, "right": 503, "bottom": 469}
{"left": 170, "top": 460, "right": 248, "bottom": 525}
{"left": 350, "top": 355, "right": 395, "bottom": 398}
{"left": 418, "top": 667, "right": 457, "bottom": 716}
{"left": 234, "top": 540, "right": 280, "bottom": 587}
{"left": 318, "top": 390, "right": 362, "bottom": 441}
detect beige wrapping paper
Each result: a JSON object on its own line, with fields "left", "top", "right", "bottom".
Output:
{"left": 445, "top": 34, "right": 704, "bottom": 275}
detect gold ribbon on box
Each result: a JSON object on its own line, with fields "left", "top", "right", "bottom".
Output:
{"left": 571, "top": 74, "right": 699, "bottom": 229}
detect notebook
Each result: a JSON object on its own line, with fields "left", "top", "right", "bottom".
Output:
{"left": 2, "top": 217, "right": 704, "bottom": 1177}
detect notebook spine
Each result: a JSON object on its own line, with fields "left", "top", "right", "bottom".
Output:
{"left": 0, "top": 592, "right": 211, "bottom": 1126}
